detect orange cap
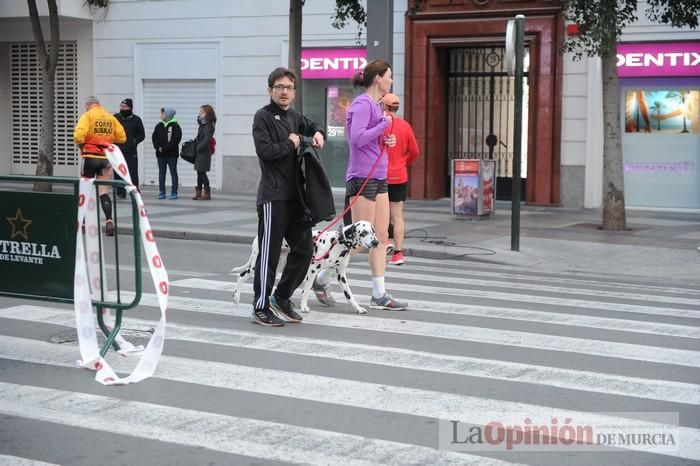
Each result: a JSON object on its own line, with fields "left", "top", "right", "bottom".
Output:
{"left": 382, "top": 93, "right": 400, "bottom": 107}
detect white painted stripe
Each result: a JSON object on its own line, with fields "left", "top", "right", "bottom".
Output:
{"left": 127, "top": 284, "right": 700, "bottom": 339}
{"left": 4, "top": 319, "right": 699, "bottom": 407}
{"left": 1, "top": 347, "right": 697, "bottom": 460}
{"left": 177, "top": 277, "right": 700, "bottom": 320}
{"left": 172, "top": 279, "right": 700, "bottom": 332}
{"left": 4, "top": 302, "right": 700, "bottom": 370}
{"left": 237, "top": 281, "right": 700, "bottom": 339}
{"left": 404, "top": 256, "right": 700, "bottom": 295}
{"left": 0, "top": 455, "right": 58, "bottom": 466}
{"left": 349, "top": 263, "right": 700, "bottom": 302}
{"left": 344, "top": 265, "right": 700, "bottom": 306}
{"left": 0, "top": 382, "right": 514, "bottom": 466}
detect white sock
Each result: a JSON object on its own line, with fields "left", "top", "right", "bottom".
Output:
{"left": 316, "top": 268, "right": 333, "bottom": 286}
{"left": 372, "top": 276, "right": 386, "bottom": 299}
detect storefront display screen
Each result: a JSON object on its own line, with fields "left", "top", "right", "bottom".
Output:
{"left": 625, "top": 90, "right": 699, "bottom": 134}
{"left": 326, "top": 87, "right": 354, "bottom": 138}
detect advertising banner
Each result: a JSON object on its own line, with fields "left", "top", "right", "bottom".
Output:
{"left": 0, "top": 191, "right": 76, "bottom": 299}
{"left": 617, "top": 42, "right": 700, "bottom": 78}
{"left": 326, "top": 86, "right": 354, "bottom": 138}
{"left": 452, "top": 159, "right": 480, "bottom": 216}
{"left": 301, "top": 48, "right": 367, "bottom": 79}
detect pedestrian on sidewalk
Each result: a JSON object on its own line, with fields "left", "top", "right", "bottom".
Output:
{"left": 74, "top": 95, "right": 126, "bottom": 236}
{"left": 381, "top": 93, "right": 419, "bottom": 266}
{"left": 192, "top": 104, "right": 216, "bottom": 200}
{"left": 250, "top": 67, "right": 326, "bottom": 327}
{"left": 336, "top": 59, "right": 407, "bottom": 310}
{"left": 151, "top": 107, "right": 182, "bottom": 200}
{"left": 113, "top": 98, "right": 145, "bottom": 198}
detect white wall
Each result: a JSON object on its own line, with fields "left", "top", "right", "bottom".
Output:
{"left": 92, "top": 0, "right": 400, "bottom": 189}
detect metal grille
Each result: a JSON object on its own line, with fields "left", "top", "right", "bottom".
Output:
{"left": 447, "top": 46, "right": 529, "bottom": 178}
{"left": 142, "top": 79, "right": 218, "bottom": 189}
{"left": 11, "top": 42, "right": 79, "bottom": 167}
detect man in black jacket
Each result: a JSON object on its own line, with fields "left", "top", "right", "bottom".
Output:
{"left": 250, "top": 67, "right": 325, "bottom": 327}
{"left": 114, "top": 98, "right": 145, "bottom": 198}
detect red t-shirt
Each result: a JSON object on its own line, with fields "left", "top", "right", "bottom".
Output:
{"left": 384, "top": 113, "right": 419, "bottom": 184}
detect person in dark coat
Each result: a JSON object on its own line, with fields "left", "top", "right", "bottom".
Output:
{"left": 113, "top": 98, "right": 145, "bottom": 198}
{"left": 250, "top": 67, "right": 326, "bottom": 327}
{"left": 151, "top": 107, "right": 182, "bottom": 200}
{"left": 192, "top": 104, "right": 216, "bottom": 200}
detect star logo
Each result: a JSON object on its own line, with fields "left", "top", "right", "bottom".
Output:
{"left": 6, "top": 208, "right": 32, "bottom": 241}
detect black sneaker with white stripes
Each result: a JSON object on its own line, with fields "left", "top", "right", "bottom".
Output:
{"left": 251, "top": 308, "right": 285, "bottom": 327}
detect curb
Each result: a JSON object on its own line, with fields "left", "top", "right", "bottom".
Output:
{"left": 118, "top": 225, "right": 494, "bottom": 262}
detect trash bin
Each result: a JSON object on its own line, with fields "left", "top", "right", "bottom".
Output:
{"left": 451, "top": 159, "right": 496, "bottom": 218}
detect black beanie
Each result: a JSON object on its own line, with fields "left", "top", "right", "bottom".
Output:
{"left": 120, "top": 98, "right": 133, "bottom": 109}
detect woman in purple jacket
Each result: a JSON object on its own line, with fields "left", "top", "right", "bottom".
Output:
{"left": 344, "top": 59, "right": 407, "bottom": 311}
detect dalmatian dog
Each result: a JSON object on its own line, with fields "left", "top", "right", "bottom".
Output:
{"left": 231, "top": 220, "right": 379, "bottom": 314}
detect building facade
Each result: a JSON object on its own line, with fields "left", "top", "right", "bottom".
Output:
{"left": 0, "top": 0, "right": 698, "bottom": 210}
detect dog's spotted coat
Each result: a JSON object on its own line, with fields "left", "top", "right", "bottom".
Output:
{"left": 231, "top": 220, "right": 379, "bottom": 314}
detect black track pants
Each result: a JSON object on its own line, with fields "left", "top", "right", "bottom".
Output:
{"left": 253, "top": 200, "right": 313, "bottom": 311}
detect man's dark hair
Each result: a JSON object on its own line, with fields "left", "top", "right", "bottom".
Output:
{"left": 267, "top": 67, "right": 297, "bottom": 88}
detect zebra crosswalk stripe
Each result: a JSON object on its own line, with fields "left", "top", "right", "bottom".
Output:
{"left": 177, "top": 277, "right": 700, "bottom": 320}
{"left": 0, "top": 382, "right": 513, "bottom": 466}
{"left": 0, "top": 340, "right": 697, "bottom": 461}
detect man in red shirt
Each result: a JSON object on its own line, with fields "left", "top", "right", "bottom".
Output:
{"left": 381, "top": 93, "right": 419, "bottom": 265}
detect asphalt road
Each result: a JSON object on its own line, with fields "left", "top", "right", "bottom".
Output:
{"left": 1, "top": 236, "right": 699, "bottom": 465}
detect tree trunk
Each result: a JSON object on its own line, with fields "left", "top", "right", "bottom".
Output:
{"left": 600, "top": 52, "right": 626, "bottom": 231}
{"left": 28, "top": 0, "right": 60, "bottom": 192}
{"left": 34, "top": 76, "right": 55, "bottom": 192}
{"left": 289, "top": 0, "right": 303, "bottom": 114}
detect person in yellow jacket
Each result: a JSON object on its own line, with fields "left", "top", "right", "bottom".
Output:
{"left": 74, "top": 95, "right": 126, "bottom": 236}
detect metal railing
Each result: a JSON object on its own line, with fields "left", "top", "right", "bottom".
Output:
{"left": 0, "top": 175, "right": 142, "bottom": 356}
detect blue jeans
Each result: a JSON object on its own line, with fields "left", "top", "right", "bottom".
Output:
{"left": 158, "top": 156, "right": 179, "bottom": 194}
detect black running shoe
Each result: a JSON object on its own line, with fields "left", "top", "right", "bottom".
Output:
{"left": 269, "top": 295, "right": 303, "bottom": 323}
{"left": 251, "top": 308, "right": 285, "bottom": 327}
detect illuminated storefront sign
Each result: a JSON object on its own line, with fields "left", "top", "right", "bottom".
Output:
{"left": 301, "top": 48, "right": 367, "bottom": 79}
{"left": 617, "top": 42, "right": 700, "bottom": 78}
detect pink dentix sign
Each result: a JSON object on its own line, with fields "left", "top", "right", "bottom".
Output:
{"left": 301, "top": 48, "right": 367, "bottom": 79}
{"left": 617, "top": 42, "right": 700, "bottom": 77}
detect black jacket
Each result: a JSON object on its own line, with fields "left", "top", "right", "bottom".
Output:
{"left": 252, "top": 100, "right": 324, "bottom": 205}
{"left": 151, "top": 119, "right": 182, "bottom": 158}
{"left": 114, "top": 112, "right": 145, "bottom": 155}
{"left": 298, "top": 140, "right": 335, "bottom": 226}
{"left": 194, "top": 122, "right": 215, "bottom": 172}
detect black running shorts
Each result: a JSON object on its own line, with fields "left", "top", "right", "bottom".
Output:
{"left": 80, "top": 157, "right": 110, "bottom": 178}
{"left": 388, "top": 182, "right": 408, "bottom": 203}
{"left": 345, "top": 177, "right": 388, "bottom": 202}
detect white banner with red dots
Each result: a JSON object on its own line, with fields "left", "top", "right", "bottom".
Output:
{"left": 73, "top": 145, "right": 168, "bottom": 385}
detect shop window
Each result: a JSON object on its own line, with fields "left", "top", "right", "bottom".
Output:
{"left": 622, "top": 88, "right": 700, "bottom": 208}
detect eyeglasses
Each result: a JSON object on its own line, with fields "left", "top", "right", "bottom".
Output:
{"left": 272, "top": 84, "right": 296, "bottom": 92}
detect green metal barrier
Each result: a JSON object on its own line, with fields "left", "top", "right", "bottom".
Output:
{"left": 0, "top": 175, "right": 142, "bottom": 356}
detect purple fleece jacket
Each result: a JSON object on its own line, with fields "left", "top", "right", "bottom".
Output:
{"left": 345, "top": 93, "right": 391, "bottom": 181}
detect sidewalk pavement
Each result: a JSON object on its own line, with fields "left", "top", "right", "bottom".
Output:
{"left": 111, "top": 187, "right": 700, "bottom": 283}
